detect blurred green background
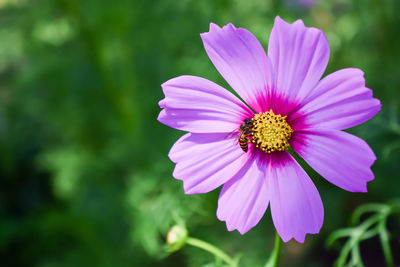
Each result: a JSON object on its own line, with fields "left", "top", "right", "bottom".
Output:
{"left": 0, "top": 0, "right": 399, "bottom": 266}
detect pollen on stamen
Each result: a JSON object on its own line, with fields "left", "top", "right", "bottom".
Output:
{"left": 250, "top": 109, "right": 293, "bottom": 153}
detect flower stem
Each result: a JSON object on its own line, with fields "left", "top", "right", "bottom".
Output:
{"left": 186, "top": 237, "right": 237, "bottom": 267}
{"left": 378, "top": 219, "right": 394, "bottom": 267}
{"left": 265, "top": 232, "right": 282, "bottom": 267}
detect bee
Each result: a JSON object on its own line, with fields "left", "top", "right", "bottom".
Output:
{"left": 224, "top": 118, "right": 253, "bottom": 152}
{"left": 238, "top": 118, "right": 253, "bottom": 152}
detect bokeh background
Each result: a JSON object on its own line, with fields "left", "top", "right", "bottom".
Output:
{"left": 1, "top": 0, "right": 399, "bottom": 266}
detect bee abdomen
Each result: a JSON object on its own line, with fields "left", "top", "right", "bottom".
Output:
{"left": 239, "top": 137, "right": 249, "bottom": 152}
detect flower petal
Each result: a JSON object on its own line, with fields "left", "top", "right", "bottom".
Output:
{"left": 291, "top": 129, "right": 376, "bottom": 192}
{"left": 268, "top": 151, "right": 324, "bottom": 243}
{"left": 158, "top": 75, "right": 253, "bottom": 133}
{"left": 268, "top": 16, "right": 329, "bottom": 106}
{"left": 290, "top": 68, "right": 381, "bottom": 130}
{"left": 169, "top": 133, "right": 250, "bottom": 194}
{"left": 217, "top": 155, "right": 269, "bottom": 234}
{"left": 201, "top": 23, "right": 274, "bottom": 113}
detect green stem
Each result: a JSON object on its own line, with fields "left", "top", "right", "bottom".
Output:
{"left": 186, "top": 237, "right": 237, "bottom": 267}
{"left": 265, "top": 232, "right": 282, "bottom": 267}
{"left": 378, "top": 219, "right": 394, "bottom": 267}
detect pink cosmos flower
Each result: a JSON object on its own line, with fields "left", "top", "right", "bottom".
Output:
{"left": 158, "top": 17, "right": 381, "bottom": 243}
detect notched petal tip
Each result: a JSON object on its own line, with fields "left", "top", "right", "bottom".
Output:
{"left": 158, "top": 98, "right": 166, "bottom": 108}
{"left": 160, "top": 78, "right": 175, "bottom": 90}
{"left": 201, "top": 22, "right": 236, "bottom": 39}
{"left": 269, "top": 15, "right": 330, "bottom": 109}
{"left": 293, "top": 18, "right": 306, "bottom": 27}
{"left": 373, "top": 98, "right": 382, "bottom": 111}
{"left": 358, "top": 185, "right": 368, "bottom": 193}
{"left": 274, "top": 15, "right": 306, "bottom": 29}
{"left": 223, "top": 23, "right": 236, "bottom": 31}
{"left": 274, "top": 15, "right": 283, "bottom": 24}
{"left": 182, "top": 184, "right": 202, "bottom": 195}
{"left": 216, "top": 158, "right": 269, "bottom": 236}
{"left": 161, "top": 75, "right": 187, "bottom": 89}
{"left": 280, "top": 226, "right": 321, "bottom": 243}
{"left": 293, "top": 67, "right": 381, "bottom": 130}
{"left": 269, "top": 152, "right": 324, "bottom": 244}
{"left": 292, "top": 130, "right": 376, "bottom": 193}
{"left": 349, "top": 67, "right": 365, "bottom": 76}
{"left": 201, "top": 19, "right": 272, "bottom": 113}
{"left": 157, "top": 108, "right": 167, "bottom": 123}
{"left": 168, "top": 133, "right": 191, "bottom": 162}
{"left": 237, "top": 228, "right": 248, "bottom": 235}
{"left": 201, "top": 22, "right": 221, "bottom": 35}
{"left": 216, "top": 211, "right": 251, "bottom": 235}
{"left": 210, "top": 22, "right": 220, "bottom": 30}
{"left": 344, "top": 181, "right": 369, "bottom": 193}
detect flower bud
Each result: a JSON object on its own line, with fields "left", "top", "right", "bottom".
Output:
{"left": 166, "top": 225, "right": 188, "bottom": 252}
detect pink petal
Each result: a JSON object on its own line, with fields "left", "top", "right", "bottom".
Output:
{"left": 268, "top": 16, "right": 329, "bottom": 108}
{"left": 269, "top": 151, "right": 324, "bottom": 243}
{"left": 158, "top": 75, "right": 253, "bottom": 133}
{"left": 169, "top": 133, "right": 250, "bottom": 194}
{"left": 291, "top": 129, "right": 376, "bottom": 192}
{"left": 201, "top": 23, "right": 274, "bottom": 113}
{"left": 217, "top": 156, "right": 269, "bottom": 234}
{"left": 290, "top": 68, "right": 381, "bottom": 130}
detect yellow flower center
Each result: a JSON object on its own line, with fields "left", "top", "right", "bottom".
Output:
{"left": 250, "top": 110, "right": 293, "bottom": 153}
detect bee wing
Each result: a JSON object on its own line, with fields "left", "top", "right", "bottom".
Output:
{"left": 233, "top": 136, "right": 239, "bottom": 146}
{"left": 224, "top": 129, "right": 240, "bottom": 145}
{"left": 224, "top": 130, "right": 238, "bottom": 139}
